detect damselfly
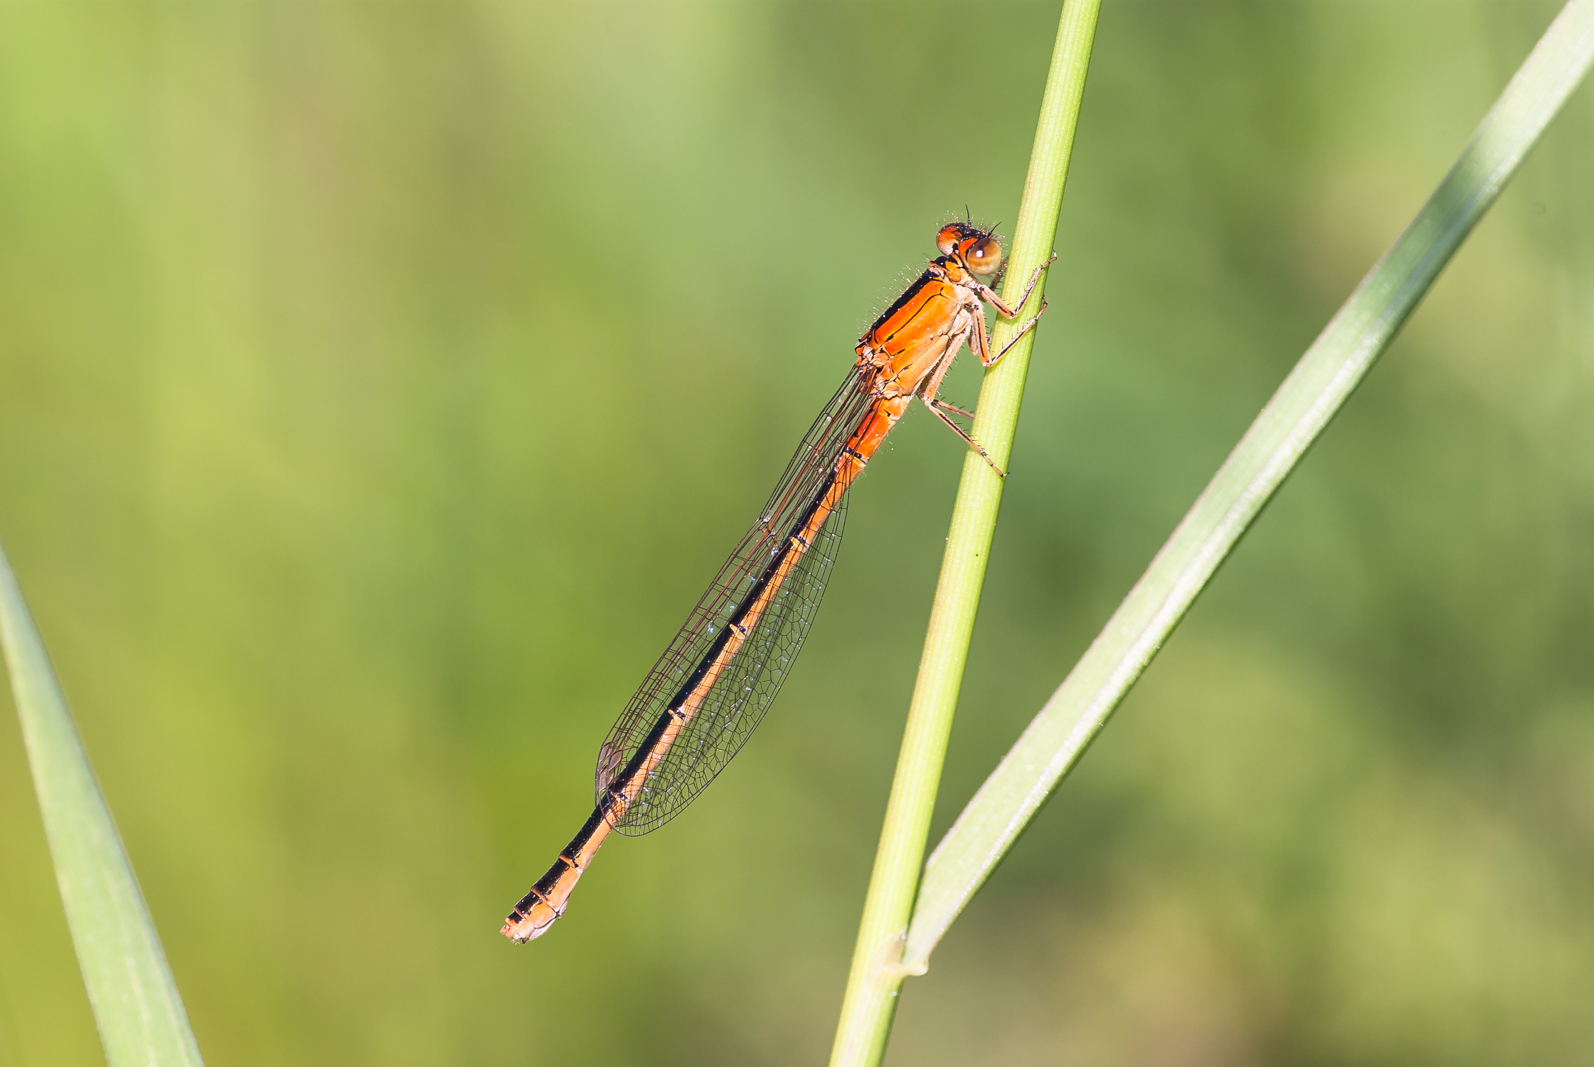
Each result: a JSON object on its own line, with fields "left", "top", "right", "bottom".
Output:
{"left": 502, "top": 223, "right": 1050, "bottom": 942}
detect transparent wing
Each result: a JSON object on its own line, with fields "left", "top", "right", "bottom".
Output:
{"left": 611, "top": 500, "right": 846, "bottom": 835}
{"left": 598, "top": 367, "right": 875, "bottom": 835}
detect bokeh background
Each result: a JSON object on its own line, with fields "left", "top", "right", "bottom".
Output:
{"left": 2, "top": 1, "right": 1592, "bottom": 1064}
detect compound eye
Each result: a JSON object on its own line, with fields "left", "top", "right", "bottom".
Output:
{"left": 966, "top": 237, "right": 1003, "bottom": 275}
{"left": 936, "top": 224, "right": 963, "bottom": 256}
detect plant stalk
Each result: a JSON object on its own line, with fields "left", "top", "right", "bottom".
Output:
{"left": 826, "top": 3, "right": 1101, "bottom": 1064}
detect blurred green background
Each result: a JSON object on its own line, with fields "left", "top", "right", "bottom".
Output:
{"left": 2, "top": 1, "right": 1591, "bottom": 1064}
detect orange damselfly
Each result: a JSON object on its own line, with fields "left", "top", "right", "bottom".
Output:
{"left": 502, "top": 222, "right": 1050, "bottom": 942}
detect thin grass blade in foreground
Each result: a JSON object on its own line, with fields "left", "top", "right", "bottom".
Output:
{"left": 827, "top": 1, "right": 1101, "bottom": 1064}
{"left": 902, "top": 0, "right": 1594, "bottom": 973}
{"left": 0, "top": 541, "right": 205, "bottom": 1067}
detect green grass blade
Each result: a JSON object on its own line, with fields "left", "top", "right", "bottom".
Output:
{"left": 826, "top": 2, "right": 1101, "bottom": 1064}
{"left": 0, "top": 542, "right": 205, "bottom": 1067}
{"left": 902, "top": 0, "right": 1594, "bottom": 973}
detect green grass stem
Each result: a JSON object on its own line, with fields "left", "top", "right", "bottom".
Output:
{"left": 902, "top": 0, "right": 1594, "bottom": 974}
{"left": 0, "top": 542, "right": 206, "bottom": 1067}
{"left": 826, "top": 3, "right": 1101, "bottom": 1064}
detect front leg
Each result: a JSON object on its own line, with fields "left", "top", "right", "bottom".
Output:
{"left": 974, "top": 250, "right": 1058, "bottom": 319}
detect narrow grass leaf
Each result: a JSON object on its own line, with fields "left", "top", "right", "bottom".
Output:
{"left": 903, "top": 0, "right": 1594, "bottom": 972}
{"left": 0, "top": 542, "right": 205, "bottom": 1067}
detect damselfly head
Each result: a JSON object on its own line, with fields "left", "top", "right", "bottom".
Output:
{"left": 935, "top": 222, "right": 1004, "bottom": 277}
